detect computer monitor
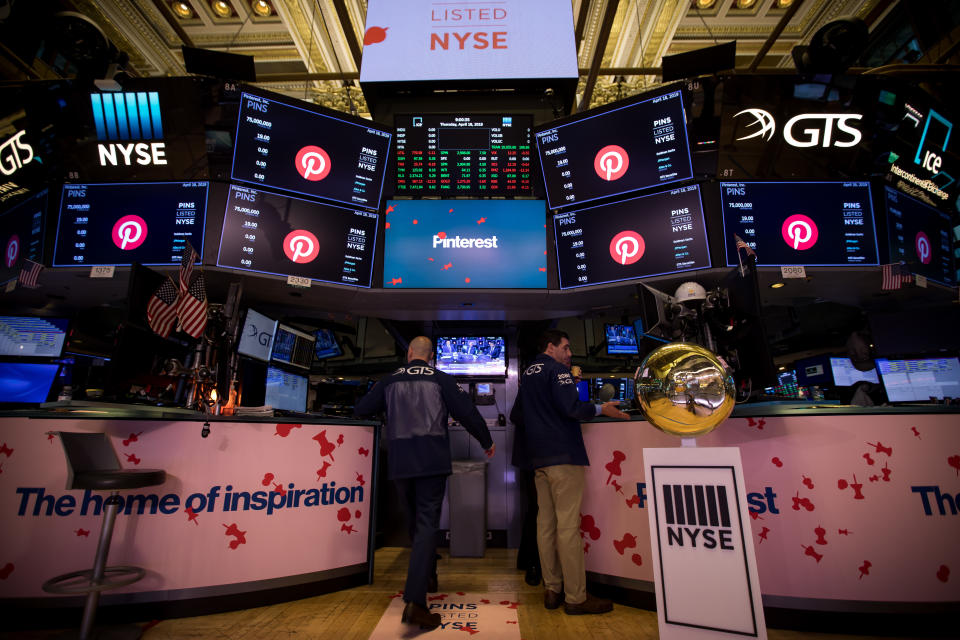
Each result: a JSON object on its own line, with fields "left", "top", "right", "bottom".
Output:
{"left": 876, "top": 357, "right": 960, "bottom": 403}
{"left": 237, "top": 309, "right": 277, "bottom": 362}
{"left": 313, "top": 328, "right": 342, "bottom": 361}
{"left": 0, "top": 316, "right": 70, "bottom": 357}
{"left": 270, "top": 324, "right": 316, "bottom": 370}
{"left": 264, "top": 365, "right": 308, "bottom": 412}
{"left": 605, "top": 324, "right": 639, "bottom": 355}
{"left": 435, "top": 336, "right": 506, "bottom": 377}
{"left": 764, "top": 370, "right": 799, "bottom": 398}
{"left": 829, "top": 357, "right": 879, "bottom": 387}
{"left": 594, "top": 377, "right": 635, "bottom": 403}
{"left": 0, "top": 362, "right": 60, "bottom": 404}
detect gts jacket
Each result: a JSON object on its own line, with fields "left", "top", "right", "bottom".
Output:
{"left": 511, "top": 353, "right": 597, "bottom": 469}
{"left": 355, "top": 359, "right": 493, "bottom": 479}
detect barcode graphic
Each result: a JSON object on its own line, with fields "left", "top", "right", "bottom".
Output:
{"left": 662, "top": 484, "right": 730, "bottom": 527}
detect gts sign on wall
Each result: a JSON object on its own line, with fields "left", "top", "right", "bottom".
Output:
{"left": 90, "top": 92, "right": 167, "bottom": 166}
{"left": 734, "top": 108, "right": 863, "bottom": 148}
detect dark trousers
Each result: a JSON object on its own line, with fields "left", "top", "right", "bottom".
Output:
{"left": 394, "top": 474, "right": 447, "bottom": 607}
{"left": 516, "top": 469, "right": 540, "bottom": 571}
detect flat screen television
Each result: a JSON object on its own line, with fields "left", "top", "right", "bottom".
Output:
{"left": 314, "top": 328, "right": 342, "bottom": 360}
{"left": 876, "top": 357, "right": 960, "bottom": 402}
{"left": 0, "top": 362, "right": 60, "bottom": 403}
{"left": 264, "top": 365, "right": 308, "bottom": 412}
{"left": 237, "top": 309, "right": 277, "bottom": 362}
{"left": 217, "top": 184, "right": 378, "bottom": 287}
{"left": 435, "top": 336, "right": 506, "bottom": 377}
{"left": 382, "top": 199, "right": 546, "bottom": 288}
{"left": 594, "top": 377, "right": 635, "bottom": 403}
{"left": 0, "top": 316, "right": 69, "bottom": 357}
{"left": 829, "top": 357, "right": 879, "bottom": 387}
{"left": 605, "top": 324, "right": 639, "bottom": 355}
{"left": 534, "top": 85, "right": 693, "bottom": 209}
{"left": 720, "top": 181, "right": 879, "bottom": 267}
{"left": 393, "top": 113, "right": 534, "bottom": 197}
{"left": 231, "top": 88, "right": 392, "bottom": 210}
{"left": 0, "top": 189, "right": 46, "bottom": 285}
{"left": 270, "top": 324, "right": 316, "bottom": 370}
{"left": 553, "top": 184, "right": 710, "bottom": 289}
{"left": 53, "top": 182, "right": 208, "bottom": 267}
{"left": 884, "top": 186, "right": 956, "bottom": 286}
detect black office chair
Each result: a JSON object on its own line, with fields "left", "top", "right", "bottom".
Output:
{"left": 42, "top": 432, "right": 166, "bottom": 640}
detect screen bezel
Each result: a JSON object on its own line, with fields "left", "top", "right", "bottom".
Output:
{"left": 875, "top": 355, "right": 960, "bottom": 403}
{"left": 264, "top": 364, "right": 308, "bottom": 412}
{"left": 433, "top": 335, "right": 507, "bottom": 379}
{"left": 270, "top": 323, "right": 316, "bottom": 370}
{"left": 237, "top": 308, "right": 278, "bottom": 362}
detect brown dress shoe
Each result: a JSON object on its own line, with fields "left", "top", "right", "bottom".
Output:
{"left": 564, "top": 593, "right": 613, "bottom": 615}
{"left": 543, "top": 588, "right": 564, "bottom": 610}
{"left": 401, "top": 601, "right": 442, "bottom": 629}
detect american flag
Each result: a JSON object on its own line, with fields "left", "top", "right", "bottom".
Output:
{"left": 18, "top": 259, "right": 43, "bottom": 289}
{"left": 178, "top": 243, "right": 197, "bottom": 298}
{"left": 177, "top": 272, "right": 208, "bottom": 338}
{"left": 733, "top": 234, "right": 756, "bottom": 258}
{"left": 146, "top": 276, "right": 179, "bottom": 338}
{"left": 881, "top": 263, "right": 912, "bottom": 290}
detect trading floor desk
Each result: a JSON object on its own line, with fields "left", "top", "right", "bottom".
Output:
{"left": 580, "top": 404, "right": 960, "bottom": 626}
{"left": 0, "top": 406, "right": 379, "bottom": 623}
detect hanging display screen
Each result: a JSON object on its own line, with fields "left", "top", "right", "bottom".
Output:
{"left": 884, "top": 186, "right": 955, "bottom": 286}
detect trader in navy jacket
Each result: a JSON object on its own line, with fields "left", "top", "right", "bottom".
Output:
{"left": 355, "top": 336, "right": 494, "bottom": 630}
{"left": 511, "top": 329, "right": 629, "bottom": 615}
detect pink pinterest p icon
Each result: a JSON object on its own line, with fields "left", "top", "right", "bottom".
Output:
{"left": 781, "top": 214, "right": 818, "bottom": 251}
{"left": 283, "top": 230, "right": 320, "bottom": 264}
{"left": 111, "top": 215, "right": 148, "bottom": 251}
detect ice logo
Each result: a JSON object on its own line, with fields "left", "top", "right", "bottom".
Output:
{"left": 781, "top": 214, "right": 818, "bottom": 251}
{"left": 283, "top": 229, "right": 320, "bottom": 264}
{"left": 915, "top": 231, "right": 932, "bottom": 264}
{"left": 609, "top": 230, "right": 645, "bottom": 265}
{"left": 295, "top": 145, "right": 331, "bottom": 182}
{"left": 4, "top": 234, "right": 19, "bottom": 267}
{"left": 111, "top": 215, "right": 148, "bottom": 251}
{"left": 594, "top": 145, "right": 629, "bottom": 181}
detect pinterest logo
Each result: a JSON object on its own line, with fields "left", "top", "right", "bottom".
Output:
{"left": 111, "top": 215, "right": 148, "bottom": 251}
{"left": 4, "top": 234, "right": 19, "bottom": 268}
{"left": 295, "top": 145, "right": 331, "bottom": 181}
{"left": 609, "top": 230, "right": 645, "bottom": 265}
{"left": 283, "top": 229, "right": 320, "bottom": 264}
{"left": 594, "top": 145, "right": 629, "bottom": 181}
{"left": 781, "top": 214, "right": 818, "bottom": 251}
{"left": 915, "top": 231, "right": 932, "bottom": 264}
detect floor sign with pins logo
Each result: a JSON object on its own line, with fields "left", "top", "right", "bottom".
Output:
{"left": 369, "top": 592, "right": 520, "bottom": 639}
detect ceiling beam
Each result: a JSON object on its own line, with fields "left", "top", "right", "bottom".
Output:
{"left": 574, "top": 0, "right": 593, "bottom": 54}
{"left": 747, "top": 0, "right": 804, "bottom": 72}
{"left": 331, "top": 0, "right": 362, "bottom": 71}
{"left": 579, "top": 0, "right": 621, "bottom": 112}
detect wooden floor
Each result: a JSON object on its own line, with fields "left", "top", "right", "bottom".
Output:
{"left": 0, "top": 547, "right": 931, "bottom": 639}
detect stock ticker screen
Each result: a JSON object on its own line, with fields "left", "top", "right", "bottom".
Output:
{"left": 534, "top": 88, "right": 693, "bottom": 209}
{"left": 884, "top": 186, "right": 955, "bottom": 286}
{"left": 231, "top": 90, "right": 393, "bottom": 210}
{"left": 393, "top": 114, "right": 533, "bottom": 196}
{"left": 720, "top": 181, "right": 879, "bottom": 267}
{"left": 553, "top": 184, "right": 710, "bottom": 289}
{"left": 53, "top": 182, "right": 207, "bottom": 267}
{"left": 217, "top": 185, "right": 378, "bottom": 287}
{"left": 0, "top": 190, "right": 46, "bottom": 285}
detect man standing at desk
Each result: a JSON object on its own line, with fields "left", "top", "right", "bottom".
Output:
{"left": 355, "top": 336, "right": 494, "bottom": 630}
{"left": 512, "top": 329, "right": 629, "bottom": 615}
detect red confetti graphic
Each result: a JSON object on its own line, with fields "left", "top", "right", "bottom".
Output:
{"left": 358, "top": 447, "right": 370, "bottom": 457}
{"left": 863, "top": 452, "right": 875, "bottom": 466}
{"left": 838, "top": 529, "right": 852, "bottom": 536}
{"left": 448, "top": 209, "right": 454, "bottom": 214}
{"left": 442, "top": 263, "right": 452, "bottom": 270}
{"left": 122, "top": 432, "right": 143, "bottom": 447}
{"left": 580, "top": 514, "right": 601, "bottom": 541}
{"left": 413, "top": 219, "right": 418, "bottom": 225}
{"left": 458, "top": 627, "right": 479, "bottom": 635}
{"left": 223, "top": 523, "right": 247, "bottom": 549}
{"left": 75, "top": 528, "right": 90, "bottom": 537}
{"left": 539, "top": 267, "right": 546, "bottom": 272}
{"left": 480, "top": 599, "right": 490, "bottom": 604}
{"left": 464, "top": 277, "right": 471, "bottom": 284}
{"left": 771, "top": 457, "right": 783, "bottom": 467}
{"left": 355, "top": 472, "right": 365, "bottom": 486}
{"left": 936, "top": 565, "right": 950, "bottom": 582}
{"left": 749, "top": 511, "right": 764, "bottom": 521}
{"left": 313, "top": 430, "right": 336, "bottom": 460}
{"left": 477, "top": 217, "right": 486, "bottom": 224}
{"left": 427, "top": 257, "right": 434, "bottom": 261}
{"left": 273, "top": 483, "right": 286, "bottom": 496}
{"left": 355, "top": 510, "right": 361, "bottom": 519}
{"left": 814, "top": 526, "right": 828, "bottom": 545}
{"left": 746, "top": 417, "right": 766, "bottom": 430}
{"left": 866, "top": 441, "right": 893, "bottom": 456}
{"left": 837, "top": 474, "right": 865, "bottom": 499}
{"left": 911, "top": 426, "right": 921, "bottom": 439}
{"left": 507, "top": 621, "right": 518, "bottom": 625}
{"left": 631, "top": 553, "right": 643, "bottom": 566}
{"left": 316, "top": 461, "right": 332, "bottom": 479}
{"left": 337, "top": 434, "right": 344, "bottom": 446}
{"left": 584, "top": 542, "right": 591, "bottom": 554}
{"left": 125, "top": 453, "right": 141, "bottom": 465}
{"left": 337, "top": 507, "right": 352, "bottom": 522}
{"left": 869, "top": 475, "right": 880, "bottom": 483}
{"left": 341, "top": 523, "right": 356, "bottom": 534}
{"left": 881, "top": 463, "right": 892, "bottom": 482}
{"left": 605, "top": 450, "right": 625, "bottom": 484}
{"left": 385, "top": 204, "right": 394, "bottom": 214}
{"left": 758, "top": 527, "right": 771, "bottom": 543}
{"left": 0, "top": 563, "right": 14, "bottom": 579}
{"left": 262, "top": 473, "right": 274, "bottom": 486}
{"left": 802, "top": 475, "right": 814, "bottom": 489}
{"left": 385, "top": 222, "right": 390, "bottom": 229}
{"left": 275, "top": 423, "right": 301, "bottom": 437}
{"left": 456, "top": 592, "right": 465, "bottom": 596}
{"left": 613, "top": 533, "right": 638, "bottom": 556}
{"left": 611, "top": 480, "right": 623, "bottom": 494}
{"left": 390, "top": 591, "right": 404, "bottom": 599}
{"left": 390, "top": 277, "right": 402, "bottom": 286}
{"left": 625, "top": 494, "right": 641, "bottom": 508}
{"left": 858, "top": 560, "right": 872, "bottom": 579}
{"left": 948, "top": 455, "right": 960, "bottom": 476}
{"left": 438, "top": 231, "right": 447, "bottom": 239}
{"left": 428, "top": 593, "right": 448, "bottom": 601}
{"left": 0, "top": 443, "right": 13, "bottom": 457}
{"left": 47, "top": 433, "right": 55, "bottom": 443}
{"left": 791, "top": 492, "right": 815, "bottom": 511}
{"left": 185, "top": 507, "right": 200, "bottom": 525}
{"left": 802, "top": 544, "right": 823, "bottom": 563}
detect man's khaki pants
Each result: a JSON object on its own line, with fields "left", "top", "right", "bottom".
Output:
{"left": 534, "top": 464, "right": 586, "bottom": 605}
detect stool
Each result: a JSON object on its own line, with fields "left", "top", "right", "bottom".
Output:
{"left": 42, "top": 432, "right": 166, "bottom": 640}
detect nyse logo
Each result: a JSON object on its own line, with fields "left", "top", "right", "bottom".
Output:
{"left": 91, "top": 92, "right": 168, "bottom": 167}
{"left": 662, "top": 483, "right": 735, "bottom": 551}
{"left": 734, "top": 109, "right": 862, "bottom": 148}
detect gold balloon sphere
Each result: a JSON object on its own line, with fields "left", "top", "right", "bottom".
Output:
{"left": 634, "top": 342, "right": 735, "bottom": 437}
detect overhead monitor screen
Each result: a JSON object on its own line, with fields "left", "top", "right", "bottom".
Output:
{"left": 217, "top": 185, "right": 379, "bottom": 288}
{"left": 53, "top": 182, "right": 207, "bottom": 267}
{"left": 435, "top": 336, "right": 506, "bottom": 377}
{"left": 0, "top": 362, "right": 60, "bottom": 403}
{"left": 265, "top": 365, "right": 308, "bottom": 412}
{"left": 383, "top": 199, "right": 546, "bottom": 288}
{"left": 237, "top": 309, "right": 277, "bottom": 362}
{"left": 884, "top": 186, "right": 956, "bottom": 286}
{"left": 553, "top": 184, "right": 710, "bottom": 289}
{"left": 720, "top": 181, "right": 879, "bottom": 267}
{"left": 270, "top": 324, "right": 316, "bottom": 370}
{"left": 231, "top": 89, "right": 392, "bottom": 209}
{"left": 605, "top": 324, "right": 638, "bottom": 355}
{"left": 535, "top": 88, "right": 693, "bottom": 209}
{"left": 0, "top": 316, "right": 69, "bottom": 357}
{"left": 314, "top": 328, "right": 342, "bottom": 360}
{"left": 393, "top": 114, "right": 533, "bottom": 196}
{"left": 0, "top": 189, "right": 46, "bottom": 285}
{"left": 829, "top": 357, "right": 879, "bottom": 387}
{"left": 876, "top": 357, "right": 960, "bottom": 402}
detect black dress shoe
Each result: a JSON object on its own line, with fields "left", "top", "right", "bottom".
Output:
{"left": 427, "top": 573, "right": 438, "bottom": 592}
{"left": 524, "top": 566, "right": 541, "bottom": 586}
{"left": 401, "top": 601, "right": 442, "bottom": 629}
{"left": 543, "top": 588, "right": 564, "bottom": 610}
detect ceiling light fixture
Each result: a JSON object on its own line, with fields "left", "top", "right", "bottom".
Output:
{"left": 736, "top": 0, "right": 757, "bottom": 8}
{"left": 777, "top": 0, "right": 795, "bottom": 7}
{"left": 695, "top": 0, "right": 716, "bottom": 8}
{"left": 211, "top": 0, "right": 233, "bottom": 18}
{"left": 769, "top": 282, "right": 786, "bottom": 289}
{"left": 171, "top": 1, "right": 193, "bottom": 18}
{"left": 251, "top": 0, "right": 272, "bottom": 17}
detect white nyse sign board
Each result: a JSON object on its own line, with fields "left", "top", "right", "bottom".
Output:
{"left": 644, "top": 446, "right": 767, "bottom": 640}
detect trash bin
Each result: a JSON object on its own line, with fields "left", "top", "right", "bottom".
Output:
{"left": 448, "top": 459, "right": 487, "bottom": 557}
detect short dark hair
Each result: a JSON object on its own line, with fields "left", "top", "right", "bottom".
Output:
{"left": 538, "top": 329, "right": 569, "bottom": 354}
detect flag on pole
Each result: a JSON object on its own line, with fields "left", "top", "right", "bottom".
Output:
{"left": 18, "top": 259, "right": 43, "bottom": 289}
{"left": 734, "top": 234, "right": 756, "bottom": 258}
{"left": 881, "top": 262, "right": 912, "bottom": 290}
{"left": 178, "top": 272, "right": 208, "bottom": 338}
{"left": 178, "top": 242, "right": 197, "bottom": 298}
{"left": 146, "top": 276, "right": 180, "bottom": 338}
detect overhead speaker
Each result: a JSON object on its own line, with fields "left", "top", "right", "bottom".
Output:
{"left": 182, "top": 46, "right": 256, "bottom": 82}
{"left": 661, "top": 41, "right": 736, "bottom": 82}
